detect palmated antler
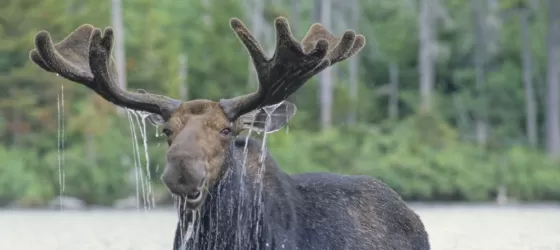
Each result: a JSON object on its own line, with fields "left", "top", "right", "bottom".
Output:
{"left": 219, "top": 17, "right": 366, "bottom": 121}
{"left": 29, "top": 24, "right": 181, "bottom": 119}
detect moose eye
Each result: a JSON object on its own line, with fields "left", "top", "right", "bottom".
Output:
{"left": 220, "top": 128, "right": 232, "bottom": 136}
{"left": 162, "top": 128, "right": 172, "bottom": 137}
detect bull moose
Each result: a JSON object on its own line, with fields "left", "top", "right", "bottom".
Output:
{"left": 29, "top": 16, "right": 430, "bottom": 250}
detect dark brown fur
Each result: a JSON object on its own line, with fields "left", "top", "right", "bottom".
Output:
{"left": 171, "top": 133, "right": 430, "bottom": 250}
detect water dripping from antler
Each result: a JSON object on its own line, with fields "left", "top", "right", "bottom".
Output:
{"left": 124, "top": 109, "right": 159, "bottom": 211}
{"left": 235, "top": 112, "right": 256, "bottom": 247}
{"left": 255, "top": 101, "right": 285, "bottom": 247}
{"left": 56, "top": 84, "right": 66, "bottom": 209}
{"left": 126, "top": 109, "right": 145, "bottom": 210}
{"left": 133, "top": 110, "right": 156, "bottom": 209}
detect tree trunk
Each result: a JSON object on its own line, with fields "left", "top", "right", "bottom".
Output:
{"left": 347, "top": 0, "right": 359, "bottom": 124}
{"left": 389, "top": 62, "right": 399, "bottom": 120}
{"left": 519, "top": 9, "right": 537, "bottom": 147}
{"left": 178, "top": 54, "right": 188, "bottom": 100}
{"left": 286, "top": 0, "right": 302, "bottom": 105}
{"left": 246, "top": 0, "right": 264, "bottom": 89}
{"left": 472, "top": 0, "right": 488, "bottom": 147}
{"left": 312, "top": 0, "right": 322, "bottom": 22}
{"left": 453, "top": 94, "right": 471, "bottom": 140}
{"left": 291, "top": 0, "right": 301, "bottom": 36}
{"left": 418, "top": 0, "right": 435, "bottom": 112}
{"left": 319, "top": 0, "right": 333, "bottom": 129}
{"left": 545, "top": 0, "right": 560, "bottom": 157}
{"left": 111, "top": 0, "right": 126, "bottom": 115}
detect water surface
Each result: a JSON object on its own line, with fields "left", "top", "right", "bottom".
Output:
{"left": 0, "top": 203, "right": 558, "bottom": 250}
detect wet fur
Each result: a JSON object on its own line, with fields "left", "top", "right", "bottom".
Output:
{"left": 173, "top": 137, "right": 430, "bottom": 250}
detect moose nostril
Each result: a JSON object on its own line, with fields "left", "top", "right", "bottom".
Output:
{"left": 178, "top": 175, "right": 187, "bottom": 184}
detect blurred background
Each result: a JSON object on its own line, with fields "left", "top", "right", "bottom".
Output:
{"left": 0, "top": 0, "right": 560, "bottom": 249}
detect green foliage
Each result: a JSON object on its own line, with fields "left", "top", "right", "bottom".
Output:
{"left": 0, "top": 0, "right": 559, "bottom": 206}
{"left": 0, "top": 146, "right": 45, "bottom": 205}
{"left": 268, "top": 114, "right": 560, "bottom": 202}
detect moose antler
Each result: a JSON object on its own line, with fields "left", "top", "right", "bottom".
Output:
{"left": 219, "top": 17, "right": 366, "bottom": 121}
{"left": 29, "top": 24, "right": 182, "bottom": 119}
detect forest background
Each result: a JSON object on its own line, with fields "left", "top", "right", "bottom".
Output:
{"left": 1, "top": 0, "right": 559, "bottom": 207}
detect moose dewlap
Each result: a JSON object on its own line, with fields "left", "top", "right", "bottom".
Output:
{"left": 29, "top": 16, "right": 430, "bottom": 250}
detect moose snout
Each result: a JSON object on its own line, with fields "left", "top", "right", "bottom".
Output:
{"left": 161, "top": 154, "right": 207, "bottom": 197}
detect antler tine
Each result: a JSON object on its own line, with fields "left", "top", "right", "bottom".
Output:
{"left": 229, "top": 18, "right": 268, "bottom": 72}
{"left": 219, "top": 17, "right": 366, "bottom": 121}
{"left": 301, "top": 23, "right": 366, "bottom": 65}
{"left": 29, "top": 25, "right": 182, "bottom": 120}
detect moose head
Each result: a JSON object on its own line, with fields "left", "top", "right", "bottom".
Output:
{"left": 29, "top": 17, "right": 365, "bottom": 210}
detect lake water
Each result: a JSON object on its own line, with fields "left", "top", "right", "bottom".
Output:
{"left": 0, "top": 203, "right": 559, "bottom": 250}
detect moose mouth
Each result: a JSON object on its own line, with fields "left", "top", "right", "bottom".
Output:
{"left": 186, "top": 191, "right": 201, "bottom": 200}
{"left": 182, "top": 178, "right": 207, "bottom": 208}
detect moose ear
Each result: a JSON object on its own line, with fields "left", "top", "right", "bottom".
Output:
{"left": 239, "top": 101, "right": 297, "bottom": 134}
{"left": 147, "top": 113, "right": 165, "bottom": 126}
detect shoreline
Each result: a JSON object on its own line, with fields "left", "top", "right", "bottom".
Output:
{"left": 1, "top": 201, "right": 559, "bottom": 212}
